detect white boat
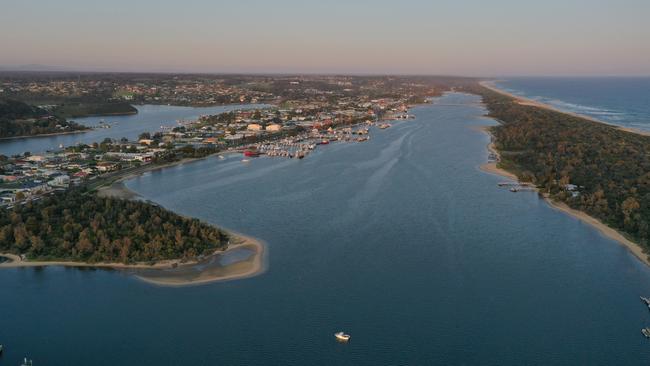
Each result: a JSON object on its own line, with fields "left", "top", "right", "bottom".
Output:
{"left": 241, "top": 159, "right": 250, "bottom": 163}
{"left": 335, "top": 332, "right": 351, "bottom": 342}
{"left": 21, "top": 358, "right": 33, "bottom": 366}
{"left": 218, "top": 155, "right": 225, "bottom": 160}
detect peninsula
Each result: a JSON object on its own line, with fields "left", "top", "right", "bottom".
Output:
{"left": 0, "top": 98, "right": 89, "bottom": 139}
{"left": 471, "top": 81, "right": 650, "bottom": 265}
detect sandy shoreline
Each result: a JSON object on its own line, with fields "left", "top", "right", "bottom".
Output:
{"left": 478, "top": 81, "right": 650, "bottom": 266}
{"left": 0, "top": 232, "right": 266, "bottom": 283}
{"left": 136, "top": 233, "right": 266, "bottom": 286}
{"left": 0, "top": 129, "right": 89, "bottom": 141}
{"left": 475, "top": 126, "right": 519, "bottom": 181}
{"left": 479, "top": 80, "right": 650, "bottom": 137}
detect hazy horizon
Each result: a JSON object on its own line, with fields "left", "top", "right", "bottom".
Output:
{"left": 2, "top": 0, "right": 649, "bottom": 76}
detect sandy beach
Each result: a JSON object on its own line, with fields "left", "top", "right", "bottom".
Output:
{"left": 0, "top": 232, "right": 266, "bottom": 284}
{"left": 135, "top": 233, "right": 266, "bottom": 286}
{"left": 474, "top": 126, "right": 519, "bottom": 181}
{"left": 478, "top": 81, "right": 650, "bottom": 266}
{"left": 97, "top": 180, "right": 141, "bottom": 199}
{"left": 480, "top": 80, "right": 650, "bottom": 137}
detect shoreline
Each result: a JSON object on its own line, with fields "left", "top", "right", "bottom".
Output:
{"left": 477, "top": 82, "right": 650, "bottom": 266}
{"left": 0, "top": 129, "right": 89, "bottom": 141}
{"left": 476, "top": 126, "right": 519, "bottom": 181}
{"left": 95, "top": 151, "right": 238, "bottom": 197}
{"left": 0, "top": 232, "right": 266, "bottom": 274}
{"left": 135, "top": 233, "right": 266, "bottom": 286}
{"left": 479, "top": 80, "right": 650, "bottom": 137}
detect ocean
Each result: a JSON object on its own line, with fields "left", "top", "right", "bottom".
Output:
{"left": 495, "top": 77, "right": 650, "bottom": 131}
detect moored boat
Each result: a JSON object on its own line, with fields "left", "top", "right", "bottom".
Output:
{"left": 243, "top": 150, "right": 260, "bottom": 157}
{"left": 335, "top": 331, "right": 351, "bottom": 342}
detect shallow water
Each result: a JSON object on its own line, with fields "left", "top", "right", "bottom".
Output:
{"left": 2, "top": 93, "right": 650, "bottom": 365}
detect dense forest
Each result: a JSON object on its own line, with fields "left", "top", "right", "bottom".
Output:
{"left": 468, "top": 84, "right": 650, "bottom": 252}
{"left": 0, "top": 98, "right": 88, "bottom": 138}
{"left": 0, "top": 189, "right": 228, "bottom": 263}
{"left": 53, "top": 101, "right": 137, "bottom": 118}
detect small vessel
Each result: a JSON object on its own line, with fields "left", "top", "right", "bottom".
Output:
{"left": 0, "top": 344, "right": 3, "bottom": 355}
{"left": 243, "top": 150, "right": 260, "bottom": 157}
{"left": 319, "top": 140, "right": 329, "bottom": 145}
{"left": 335, "top": 332, "right": 351, "bottom": 342}
{"left": 218, "top": 155, "right": 225, "bottom": 160}
{"left": 21, "top": 358, "right": 33, "bottom": 366}
{"left": 241, "top": 159, "right": 250, "bottom": 163}
{"left": 378, "top": 123, "right": 391, "bottom": 129}
{"left": 642, "top": 328, "right": 650, "bottom": 338}
{"left": 58, "top": 143, "right": 64, "bottom": 149}
{"left": 641, "top": 296, "right": 650, "bottom": 306}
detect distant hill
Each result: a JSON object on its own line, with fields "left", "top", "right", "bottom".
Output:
{"left": 0, "top": 64, "right": 73, "bottom": 72}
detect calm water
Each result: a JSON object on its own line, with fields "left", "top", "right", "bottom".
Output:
{"left": 0, "top": 103, "right": 264, "bottom": 156}
{"left": 495, "top": 77, "right": 650, "bottom": 131}
{"left": 3, "top": 93, "right": 650, "bottom": 365}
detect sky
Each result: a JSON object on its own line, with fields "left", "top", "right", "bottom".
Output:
{"left": 1, "top": 0, "right": 649, "bottom": 76}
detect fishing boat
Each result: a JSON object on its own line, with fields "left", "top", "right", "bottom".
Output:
{"left": 335, "top": 332, "right": 351, "bottom": 342}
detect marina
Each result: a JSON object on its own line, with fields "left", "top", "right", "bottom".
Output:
{"left": 239, "top": 124, "right": 391, "bottom": 160}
